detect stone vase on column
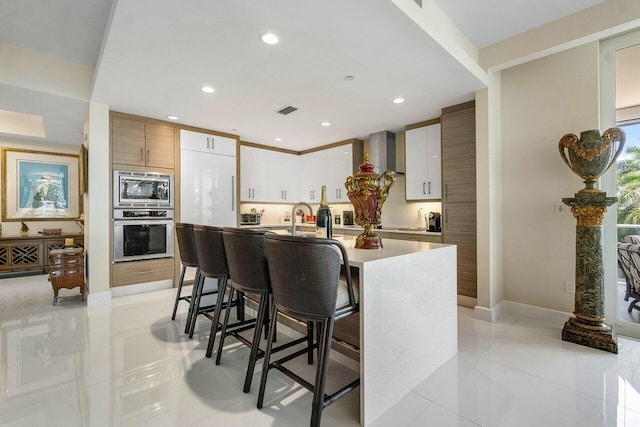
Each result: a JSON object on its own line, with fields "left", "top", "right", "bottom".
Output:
{"left": 558, "top": 128, "right": 625, "bottom": 353}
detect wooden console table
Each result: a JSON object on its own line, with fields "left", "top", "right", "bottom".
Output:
{"left": 48, "top": 247, "right": 85, "bottom": 305}
{"left": 0, "top": 234, "right": 84, "bottom": 277}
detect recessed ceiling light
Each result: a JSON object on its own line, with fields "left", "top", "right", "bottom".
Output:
{"left": 231, "top": 128, "right": 238, "bottom": 132}
{"left": 393, "top": 98, "right": 405, "bottom": 104}
{"left": 344, "top": 75, "right": 355, "bottom": 81}
{"left": 321, "top": 122, "right": 330, "bottom": 127}
{"left": 201, "top": 86, "right": 215, "bottom": 93}
{"left": 167, "top": 115, "right": 179, "bottom": 120}
{"left": 261, "top": 33, "right": 280, "bottom": 45}
{"left": 274, "top": 137, "right": 283, "bottom": 142}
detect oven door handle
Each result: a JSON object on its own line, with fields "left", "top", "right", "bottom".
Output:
{"left": 113, "top": 220, "right": 174, "bottom": 226}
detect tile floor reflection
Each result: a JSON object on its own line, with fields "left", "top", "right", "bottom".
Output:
{"left": 0, "top": 276, "right": 639, "bottom": 426}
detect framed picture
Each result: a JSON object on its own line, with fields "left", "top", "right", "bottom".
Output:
{"left": 79, "top": 144, "right": 88, "bottom": 195}
{"left": 2, "top": 148, "right": 81, "bottom": 221}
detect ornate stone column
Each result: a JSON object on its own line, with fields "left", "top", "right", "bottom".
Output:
{"left": 561, "top": 191, "right": 617, "bottom": 353}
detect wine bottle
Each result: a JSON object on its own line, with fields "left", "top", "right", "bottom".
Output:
{"left": 316, "top": 185, "right": 332, "bottom": 239}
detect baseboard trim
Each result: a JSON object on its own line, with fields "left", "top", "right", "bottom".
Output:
{"left": 474, "top": 301, "right": 505, "bottom": 322}
{"left": 504, "top": 301, "right": 571, "bottom": 325}
{"left": 87, "top": 290, "right": 112, "bottom": 307}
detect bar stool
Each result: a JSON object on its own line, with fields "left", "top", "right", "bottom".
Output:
{"left": 189, "top": 225, "right": 243, "bottom": 338}
{"left": 210, "top": 227, "right": 315, "bottom": 393}
{"left": 172, "top": 223, "right": 199, "bottom": 324}
{"left": 258, "top": 235, "right": 360, "bottom": 427}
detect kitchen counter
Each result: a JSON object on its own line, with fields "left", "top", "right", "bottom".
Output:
{"left": 242, "top": 223, "right": 442, "bottom": 241}
{"left": 334, "top": 235, "right": 456, "bottom": 425}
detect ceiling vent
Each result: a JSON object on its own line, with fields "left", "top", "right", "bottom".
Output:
{"left": 277, "top": 106, "right": 298, "bottom": 115}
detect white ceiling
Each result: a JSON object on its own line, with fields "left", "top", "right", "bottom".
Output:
{"left": 0, "top": 0, "right": 625, "bottom": 150}
{"left": 432, "top": 0, "right": 605, "bottom": 48}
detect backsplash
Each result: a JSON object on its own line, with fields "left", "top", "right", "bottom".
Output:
{"left": 240, "top": 177, "right": 441, "bottom": 228}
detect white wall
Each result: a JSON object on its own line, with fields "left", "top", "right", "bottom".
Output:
{"left": 0, "top": 137, "right": 83, "bottom": 236}
{"left": 500, "top": 42, "right": 601, "bottom": 312}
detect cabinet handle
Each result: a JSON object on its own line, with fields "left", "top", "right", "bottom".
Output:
{"left": 140, "top": 148, "right": 144, "bottom": 162}
{"left": 310, "top": 190, "right": 313, "bottom": 200}
{"left": 146, "top": 149, "right": 150, "bottom": 163}
{"left": 248, "top": 188, "right": 252, "bottom": 199}
{"left": 445, "top": 208, "right": 448, "bottom": 224}
{"left": 207, "top": 137, "right": 210, "bottom": 150}
{"left": 138, "top": 270, "right": 153, "bottom": 275}
{"left": 211, "top": 137, "right": 214, "bottom": 151}
{"left": 445, "top": 184, "right": 448, "bottom": 199}
{"left": 428, "top": 181, "right": 431, "bottom": 195}
{"left": 284, "top": 190, "right": 287, "bottom": 199}
{"left": 231, "top": 176, "right": 235, "bottom": 211}
{"left": 423, "top": 182, "right": 426, "bottom": 195}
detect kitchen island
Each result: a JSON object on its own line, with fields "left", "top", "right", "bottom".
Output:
{"left": 337, "top": 236, "right": 457, "bottom": 425}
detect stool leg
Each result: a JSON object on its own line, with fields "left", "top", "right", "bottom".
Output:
{"left": 243, "top": 291, "right": 269, "bottom": 393}
{"left": 310, "top": 318, "right": 334, "bottom": 427}
{"left": 184, "top": 269, "right": 201, "bottom": 334}
{"left": 307, "top": 321, "right": 314, "bottom": 364}
{"left": 257, "top": 303, "right": 278, "bottom": 409}
{"left": 188, "top": 274, "right": 206, "bottom": 338}
{"left": 171, "top": 265, "right": 187, "bottom": 320}
{"left": 215, "top": 287, "right": 236, "bottom": 365}
{"left": 206, "top": 277, "right": 228, "bottom": 358}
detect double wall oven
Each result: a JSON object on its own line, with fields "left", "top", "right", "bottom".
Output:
{"left": 113, "top": 170, "right": 175, "bottom": 262}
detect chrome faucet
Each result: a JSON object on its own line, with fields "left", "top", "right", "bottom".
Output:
{"left": 291, "top": 202, "right": 314, "bottom": 236}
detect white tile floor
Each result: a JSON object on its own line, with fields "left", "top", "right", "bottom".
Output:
{"left": 0, "top": 276, "right": 639, "bottom": 426}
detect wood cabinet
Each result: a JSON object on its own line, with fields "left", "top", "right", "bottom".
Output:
{"left": 0, "top": 235, "right": 84, "bottom": 276}
{"left": 405, "top": 121, "right": 442, "bottom": 200}
{"left": 111, "top": 257, "right": 175, "bottom": 287}
{"left": 441, "top": 101, "right": 477, "bottom": 298}
{"left": 112, "top": 114, "right": 175, "bottom": 169}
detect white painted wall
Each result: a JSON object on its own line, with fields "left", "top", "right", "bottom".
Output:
{"left": 500, "top": 42, "right": 601, "bottom": 312}
{"left": 86, "top": 102, "right": 111, "bottom": 304}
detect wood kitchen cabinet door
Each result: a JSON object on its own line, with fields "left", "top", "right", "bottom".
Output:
{"left": 112, "top": 116, "right": 146, "bottom": 166}
{"left": 146, "top": 122, "right": 175, "bottom": 169}
{"left": 111, "top": 114, "right": 175, "bottom": 169}
{"left": 442, "top": 202, "right": 477, "bottom": 298}
{"left": 441, "top": 102, "right": 476, "bottom": 203}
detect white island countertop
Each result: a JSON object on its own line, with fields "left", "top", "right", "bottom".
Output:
{"left": 316, "top": 235, "right": 457, "bottom": 426}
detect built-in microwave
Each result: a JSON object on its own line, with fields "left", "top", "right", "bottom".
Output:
{"left": 114, "top": 170, "right": 174, "bottom": 208}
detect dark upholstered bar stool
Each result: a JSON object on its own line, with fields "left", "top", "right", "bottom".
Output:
{"left": 258, "top": 235, "right": 360, "bottom": 427}
{"left": 189, "top": 225, "right": 243, "bottom": 338}
{"left": 172, "top": 223, "right": 199, "bottom": 324}
{"left": 210, "top": 227, "right": 314, "bottom": 393}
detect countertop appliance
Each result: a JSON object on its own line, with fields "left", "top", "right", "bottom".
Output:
{"left": 113, "top": 208, "right": 175, "bottom": 262}
{"left": 114, "top": 170, "right": 174, "bottom": 208}
{"left": 240, "top": 212, "right": 261, "bottom": 225}
{"left": 428, "top": 211, "right": 441, "bottom": 232}
{"left": 343, "top": 211, "right": 354, "bottom": 225}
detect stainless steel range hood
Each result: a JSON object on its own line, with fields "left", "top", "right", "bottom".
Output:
{"left": 368, "top": 131, "right": 404, "bottom": 175}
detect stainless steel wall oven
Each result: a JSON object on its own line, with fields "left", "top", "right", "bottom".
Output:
{"left": 113, "top": 209, "right": 175, "bottom": 262}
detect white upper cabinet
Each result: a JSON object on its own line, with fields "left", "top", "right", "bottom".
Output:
{"left": 324, "top": 145, "right": 352, "bottom": 203}
{"left": 405, "top": 123, "right": 441, "bottom": 200}
{"left": 180, "top": 129, "right": 236, "bottom": 156}
{"left": 267, "top": 151, "right": 298, "bottom": 202}
{"left": 240, "top": 146, "right": 270, "bottom": 201}
{"left": 299, "top": 151, "right": 325, "bottom": 203}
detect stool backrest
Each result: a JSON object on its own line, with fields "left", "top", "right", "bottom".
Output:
{"left": 222, "top": 227, "right": 271, "bottom": 293}
{"left": 194, "top": 225, "right": 228, "bottom": 278}
{"left": 266, "top": 235, "right": 352, "bottom": 321}
{"left": 175, "top": 222, "right": 199, "bottom": 268}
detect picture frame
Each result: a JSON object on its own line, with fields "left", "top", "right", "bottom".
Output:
{"left": 2, "top": 148, "right": 81, "bottom": 221}
{"left": 79, "top": 144, "right": 88, "bottom": 195}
